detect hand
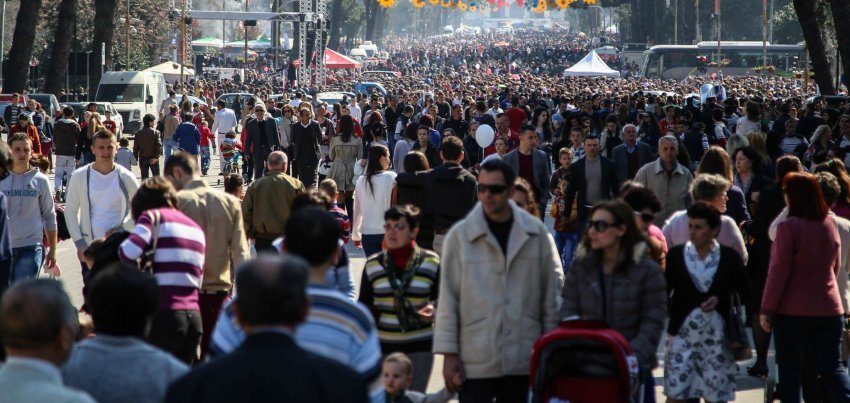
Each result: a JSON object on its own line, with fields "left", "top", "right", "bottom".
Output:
{"left": 442, "top": 354, "right": 465, "bottom": 394}
{"left": 700, "top": 296, "right": 719, "bottom": 312}
{"left": 418, "top": 303, "right": 436, "bottom": 323}
{"left": 759, "top": 314, "right": 772, "bottom": 332}
{"left": 77, "top": 248, "right": 85, "bottom": 262}
{"left": 45, "top": 250, "right": 57, "bottom": 270}
{"left": 150, "top": 158, "right": 158, "bottom": 164}
{"left": 104, "top": 228, "right": 116, "bottom": 238}
{"left": 354, "top": 240, "right": 362, "bottom": 249}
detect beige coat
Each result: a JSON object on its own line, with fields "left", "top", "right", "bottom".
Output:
{"left": 433, "top": 202, "right": 564, "bottom": 378}
{"left": 633, "top": 158, "right": 694, "bottom": 226}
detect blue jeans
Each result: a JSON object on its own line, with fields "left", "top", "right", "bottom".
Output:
{"left": 200, "top": 146, "right": 211, "bottom": 173}
{"left": 163, "top": 139, "right": 179, "bottom": 160}
{"left": 554, "top": 230, "right": 579, "bottom": 271}
{"left": 10, "top": 245, "right": 43, "bottom": 283}
{"left": 774, "top": 314, "right": 850, "bottom": 403}
{"left": 361, "top": 234, "right": 384, "bottom": 259}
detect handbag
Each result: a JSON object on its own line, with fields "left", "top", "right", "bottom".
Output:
{"left": 137, "top": 210, "right": 161, "bottom": 273}
{"left": 726, "top": 292, "right": 753, "bottom": 361}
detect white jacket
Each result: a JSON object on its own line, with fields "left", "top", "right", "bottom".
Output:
{"left": 352, "top": 171, "right": 396, "bottom": 241}
{"left": 65, "top": 164, "right": 140, "bottom": 250}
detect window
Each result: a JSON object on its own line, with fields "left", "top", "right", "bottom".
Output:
{"left": 95, "top": 84, "right": 145, "bottom": 103}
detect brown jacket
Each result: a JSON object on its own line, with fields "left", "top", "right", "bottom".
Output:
{"left": 176, "top": 180, "right": 250, "bottom": 292}
{"left": 241, "top": 170, "right": 305, "bottom": 239}
{"left": 133, "top": 127, "right": 163, "bottom": 160}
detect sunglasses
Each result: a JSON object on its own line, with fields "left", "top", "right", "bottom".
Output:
{"left": 587, "top": 220, "right": 620, "bottom": 232}
{"left": 255, "top": 109, "right": 265, "bottom": 113}
{"left": 635, "top": 211, "right": 655, "bottom": 223}
{"left": 383, "top": 222, "right": 408, "bottom": 232}
{"left": 477, "top": 184, "right": 509, "bottom": 195}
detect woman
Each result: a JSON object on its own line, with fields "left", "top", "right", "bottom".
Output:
{"left": 638, "top": 112, "right": 662, "bottom": 154}
{"left": 621, "top": 184, "right": 667, "bottom": 270}
{"left": 733, "top": 146, "right": 770, "bottom": 217}
{"left": 735, "top": 101, "right": 762, "bottom": 136}
{"left": 532, "top": 107, "right": 555, "bottom": 143}
{"left": 223, "top": 172, "right": 244, "bottom": 200}
{"left": 697, "top": 146, "right": 750, "bottom": 224}
{"left": 813, "top": 158, "right": 850, "bottom": 220}
{"left": 363, "top": 111, "right": 389, "bottom": 159}
{"left": 78, "top": 112, "right": 105, "bottom": 164}
{"left": 327, "top": 115, "right": 363, "bottom": 215}
{"left": 118, "top": 177, "right": 205, "bottom": 365}
{"left": 393, "top": 124, "right": 419, "bottom": 174}
{"left": 561, "top": 200, "right": 667, "bottom": 399}
{"left": 9, "top": 113, "right": 42, "bottom": 156}
{"left": 742, "top": 155, "right": 802, "bottom": 378}
{"left": 353, "top": 144, "right": 397, "bottom": 257}
{"left": 359, "top": 205, "right": 440, "bottom": 393}
{"left": 279, "top": 105, "right": 295, "bottom": 149}
{"left": 805, "top": 125, "right": 833, "bottom": 166}
{"left": 481, "top": 137, "right": 509, "bottom": 164}
{"left": 760, "top": 172, "right": 850, "bottom": 402}
{"left": 172, "top": 114, "right": 201, "bottom": 165}
{"left": 393, "top": 152, "right": 433, "bottom": 249}
{"left": 413, "top": 125, "right": 439, "bottom": 168}
{"left": 511, "top": 177, "right": 540, "bottom": 218}
{"left": 600, "top": 117, "right": 622, "bottom": 158}
{"left": 663, "top": 202, "right": 748, "bottom": 403}
{"left": 724, "top": 133, "right": 749, "bottom": 160}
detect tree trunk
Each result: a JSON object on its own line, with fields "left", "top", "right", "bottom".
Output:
{"left": 364, "top": 0, "right": 376, "bottom": 42}
{"left": 327, "top": 0, "right": 344, "bottom": 50}
{"left": 5, "top": 0, "right": 43, "bottom": 93}
{"left": 828, "top": 0, "right": 850, "bottom": 86}
{"left": 793, "top": 0, "right": 835, "bottom": 94}
{"left": 89, "top": 0, "right": 119, "bottom": 96}
{"left": 374, "top": 7, "right": 387, "bottom": 42}
{"left": 44, "top": 0, "right": 77, "bottom": 96}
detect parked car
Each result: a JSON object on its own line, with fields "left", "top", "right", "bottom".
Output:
{"left": 62, "top": 101, "right": 124, "bottom": 135}
{"left": 28, "top": 94, "right": 62, "bottom": 119}
{"left": 214, "top": 93, "right": 256, "bottom": 110}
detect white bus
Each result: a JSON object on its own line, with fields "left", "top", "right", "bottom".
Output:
{"left": 641, "top": 41, "right": 806, "bottom": 80}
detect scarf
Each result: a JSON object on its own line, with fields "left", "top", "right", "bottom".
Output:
{"left": 684, "top": 240, "right": 721, "bottom": 293}
{"left": 381, "top": 243, "right": 425, "bottom": 332}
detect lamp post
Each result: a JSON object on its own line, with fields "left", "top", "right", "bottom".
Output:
{"left": 125, "top": 0, "right": 130, "bottom": 69}
{"left": 180, "top": 0, "right": 186, "bottom": 88}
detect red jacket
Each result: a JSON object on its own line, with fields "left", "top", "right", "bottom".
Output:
{"left": 199, "top": 126, "right": 215, "bottom": 147}
{"left": 761, "top": 217, "right": 844, "bottom": 317}
{"left": 9, "top": 123, "right": 42, "bottom": 155}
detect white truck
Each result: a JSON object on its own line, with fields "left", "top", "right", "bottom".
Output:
{"left": 95, "top": 71, "right": 167, "bottom": 134}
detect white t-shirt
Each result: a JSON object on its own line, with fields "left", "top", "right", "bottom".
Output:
{"left": 89, "top": 168, "right": 123, "bottom": 239}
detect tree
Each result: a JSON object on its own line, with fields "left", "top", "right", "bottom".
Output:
{"left": 89, "top": 0, "right": 119, "bottom": 96}
{"left": 44, "top": 0, "right": 77, "bottom": 95}
{"left": 793, "top": 0, "right": 834, "bottom": 94}
{"left": 327, "top": 0, "right": 344, "bottom": 50}
{"left": 827, "top": 0, "right": 850, "bottom": 87}
{"left": 5, "top": 0, "right": 44, "bottom": 92}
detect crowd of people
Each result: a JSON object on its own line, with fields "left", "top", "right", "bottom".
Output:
{"left": 0, "top": 27, "right": 850, "bottom": 403}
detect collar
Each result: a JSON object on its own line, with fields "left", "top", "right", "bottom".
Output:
{"left": 249, "top": 326, "right": 295, "bottom": 337}
{"left": 652, "top": 158, "right": 683, "bottom": 174}
{"left": 184, "top": 179, "right": 208, "bottom": 191}
{"left": 3, "top": 357, "right": 62, "bottom": 384}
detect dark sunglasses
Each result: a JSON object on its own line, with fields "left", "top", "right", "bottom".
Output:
{"left": 587, "top": 219, "right": 620, "bottom": 232}
{"left": 635, "top": 212, "right": 655, "bottom": 223}
{"left": 477, "top": 184, "right": 509, "bottom": 195}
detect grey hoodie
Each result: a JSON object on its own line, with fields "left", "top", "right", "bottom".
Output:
{"left": 0, "top": 169, "right": 56, "bottom": 248}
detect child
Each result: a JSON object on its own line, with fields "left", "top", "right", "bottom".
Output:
{"left": 319, "top": 178, "right": 351, "bottom": 244}
{"left": 551, "top": 176, "right": 579, "bottom": 270}
{"left": 198, "top": 119, "right": 216, "bottom": 175}
{"left": 549, "top": 147, "right": 573, "bottom": 196}
{"left": 383, "top": 352, "right": 453, "bottom": 403}
{"left": 220, "top": 130, "right": 242, "bottom": 165}
{"left": 115, "top": 137, "right": 138, "bottom": 171}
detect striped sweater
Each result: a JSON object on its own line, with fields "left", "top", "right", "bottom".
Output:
{"left": 119, "top": 208, "right": 205, "bottom": 311}
{"left": 359, "top": 246, "right": 440, "bottom": 353}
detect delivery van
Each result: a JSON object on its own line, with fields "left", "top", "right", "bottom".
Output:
{"left": 95, "top": 71, "right": 167, "bottom": 134}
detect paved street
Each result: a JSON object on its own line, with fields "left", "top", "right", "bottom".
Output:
{"left": 46, "top": 143, "right": 772, "bottom": 402}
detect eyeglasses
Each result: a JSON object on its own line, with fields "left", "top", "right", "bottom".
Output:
{"left": 477, "top": 184, "right": 509, "bottom": 195}
{"left": 634, "top": 211, "right": 655, "bottom": 223}
{"left": 587, "top": 219, "right": 620, "bottom": 232}
{"left": 254, "top": 109, "right": 265, "bottom": 113}
{"left": 383, "top": 222, "right": 408, "bottom": 232}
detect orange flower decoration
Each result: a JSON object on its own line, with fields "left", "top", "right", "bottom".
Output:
{"left": 412, "top": 0, "right": 425, "bottom": 7}
{"left": 457, "top": 0, "right": 467, "bottom": 10}
{"left": 378, "top": 0, "right": 396, "bottom": 7}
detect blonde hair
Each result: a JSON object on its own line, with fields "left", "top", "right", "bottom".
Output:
{"left": 745, "top": 130, "right": 769, "bottom": 163}
{"left": 87, "top": 112, "right": 104, "bottom": 139}
{"left": 383, "top": 352, "right": 413, "bottom": 376}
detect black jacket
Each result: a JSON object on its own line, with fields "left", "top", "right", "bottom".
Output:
{"left": 564, "top": 156, "right": 620, "bottom": 224}
{"left": 165, "top": 332, "right": 369, "bottom": 403}
{"left": 395, "top": 171, "right": 435, "bottom": 247}
{"left": 291, "top": 120, "right": 322, "bottom": 161}
{"left": 244, "top": 117, "right": 281, "bottom": 157}
{"left": 424, "top": 163, "right": 477, "bottom": 232}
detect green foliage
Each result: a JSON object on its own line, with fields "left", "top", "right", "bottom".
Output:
{"left": 772, "top": 2, "right": 804, "bottom": 44}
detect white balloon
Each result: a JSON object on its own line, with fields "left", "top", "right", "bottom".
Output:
{"left": 475, "top": 124, "right": 495, "bottom": 149}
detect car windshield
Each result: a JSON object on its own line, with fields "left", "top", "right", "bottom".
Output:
{"left": 96, "top": 84, "right": 145, "bottom": 103}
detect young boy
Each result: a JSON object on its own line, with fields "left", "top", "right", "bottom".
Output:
{"left": 319, "top": 178, "right": 351, "bottom": 244}
{"left": 551, "top": 175, "right": 579, "bottom": 270}
{"left": 549, "top": 147, "right": 573, "bottom": 196}
{"left": 198, "top": 119, "right": 216, "bottom": 175}
{"left": 115, "top": 137, "right": 138, "bottom": 171}
{"left": 219, "top": 130, "right": 242, "bottom": 175}
{"left": 383, "top": 352, "right": 452, "bottom": 403}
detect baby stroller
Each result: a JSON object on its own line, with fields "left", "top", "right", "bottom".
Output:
{"left": 530, "top": 320, "right": 641, "bottom": 403}
{"left": 223, "top": 152, "right": 241, "bottom": 177}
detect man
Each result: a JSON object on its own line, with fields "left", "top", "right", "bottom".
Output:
{"left": 243, "top": 104, "right": 281, "bottom": 181}
{"left": 435, "top": 159, "right": 563, "bottom": 402}
{"left": 162, "top": 104, "right": 181, "bottom": 160}
{"left": 165, "top": 152, "right": 250, "bottom": 359}
{"left": 634, "top": 135, "right": 694, "bottom": 226}
{"left": 564, "top": 136, "right": 620, "bottom": 230}
{"left": 434, "top": 92, "right": 452, "bottom": 120}
{"left": 484, "top": 113, "right": 519, "bottom": 156}
{"left": 133, "top": 114, "right": 163, "bottom": 180}
{"left": 440, "top": 104, "right": 469, "bottom": 139}
{"left": 63, "top": 266, "right": 188, "bottom": 403}
{"left": 288, "top": 92, "right": 303, "bottom": 108}
{"left": 290, "top": 107, "right": 323, "bottom": 188}
{"left": 211, "top": 99, "right": 238, "bottom": 174}
{"left": 168, "top": 254, "right": 370, "bottom": 403}
{"left": 65, "top": 130, "right": 140, "bottom": 280}
{"left": 424, "top": 136, "right": 478, "bottom": 254}
{"left": 611, "top": 124, "right": 653, "bottom": 184}
{"left": 159, "top": 91, "right": 178, "bottom": 119}
{"left": 241, "top": 151, "right": 305, "bottom": 253}
{"left": 208, "top": 210, "right": 383, "bottom": 402}
{"left": 102, "top": 110, "right": 118, "bottom": 135}
{"left": 502, "top": 125, "right": 552, "bottom": 218}
{"left": 3, "top": 93, "right": 23, "bottom": 131}
{"left": 53, "top": 106, "right": 82, "bottom": 191}
{"left": 0, "top": 280, "right": 96, "bottom": 403}
{"left": 505, "top": 96, "right": 527, "bottom": 132}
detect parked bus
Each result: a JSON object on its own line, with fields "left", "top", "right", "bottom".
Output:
{"left": 641, "top": 41, "right": 806, "bottom": 80}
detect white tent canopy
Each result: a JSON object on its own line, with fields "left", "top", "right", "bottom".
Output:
{"left": 144, "top": 62, "right": 195, "bottom": 81}
{"left": 563, "top": 50, "right": 621, "bottom": 78}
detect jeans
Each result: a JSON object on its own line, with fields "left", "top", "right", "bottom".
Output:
{"left": 361, "top": 234, "right": 384, "bottom": 258}
{"left": 139, "top": 158, "right": 160, "bottom": 180}
{"left": 10, "top": 245, "right": 43, "bottom": 283}
{"left": 54, "top": 155, "right": 77, "bottom": 191}
{"left": 458, "top": 376, "right": 529, "bottom": 403}
{"left": 163, "top": 139, "right": 179, "bottom": 161}
{"left": 773, "top": 314, "right": 850, "bottom": 403}
{"left": 200, "top": 146, "right": 211, "bottom": 174}
{"left": 148, "top": 309, "right": 203, "bottom": 365}
{"left": 554, "top": 230, "right": 579, "bottom": 271}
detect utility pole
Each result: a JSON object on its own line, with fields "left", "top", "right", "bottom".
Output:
{"left": 180, "top": 0, "right": 186, "bottom": 88}
{"left": 695, "top": 0, "right": 700, "bottom": 42}
{"left": 673, "top": 0, "right": 678, "bottom": 44}
{"left": 761, "top": 0, "right": 767, "bottom": 72}
{"left": 125, "top": 0, "right": 130, "bottom": 69}
{"left": 244, "top": 0, "right": 249, "bottom": 64}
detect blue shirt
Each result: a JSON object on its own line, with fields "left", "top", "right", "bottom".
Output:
{"left": 173, "top": 122, "right": 201, "bottom": 155}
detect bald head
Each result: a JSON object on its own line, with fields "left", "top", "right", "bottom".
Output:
{"left": 1, "top": 280, "right": 77, "bottom": 363}
{"left": 267, "top": 151, "right": 288, "bottom": 171}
